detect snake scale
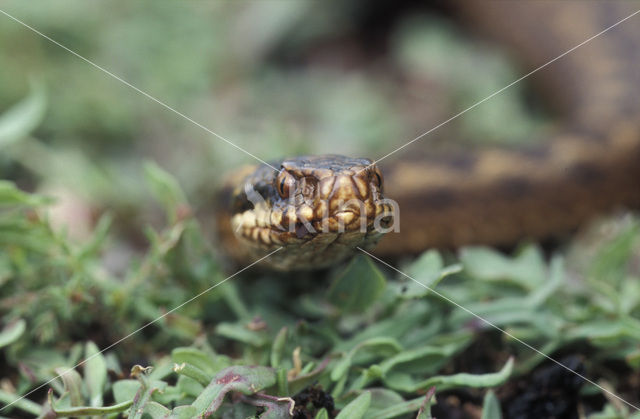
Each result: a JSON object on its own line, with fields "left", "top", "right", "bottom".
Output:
{"left": 216, "top": 1, "right": 640, "bottom": 271}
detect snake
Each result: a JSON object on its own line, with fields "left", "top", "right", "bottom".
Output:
{"left": 215, "top": 1, "right": 640, "bottom": 271}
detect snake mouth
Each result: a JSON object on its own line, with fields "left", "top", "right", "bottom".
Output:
{"left": 332, "top": 208, "right": 361, "bottom": 226}
{"left": 231, "top": 200, "right": 388, "bottom": 246}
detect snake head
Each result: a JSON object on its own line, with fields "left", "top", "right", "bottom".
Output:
{"left": 229, "top": 154, "right": 395, "bottom": 270}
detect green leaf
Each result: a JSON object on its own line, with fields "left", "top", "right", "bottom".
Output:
{"left": 112, "top": 380, "right": 141, "bottom": 404}
{"left": 525, "top": 255, "right": 565, "bottom": 308}
{"left": 189, "top": 365, "right": 276, "bottom": 416}
{"left": 567, "top": 316, "right": 640, "bottom": 344}
{"left": 0, "top": 82, "right": 46, "bottom": 149}
{"left": 143, "top": 400, "right": 172, "bottom": 418}
{"left": 171, "top": 405, "right": 198, "bottom": 419}
{"left": 176, "top": 375, "right": 205, "bottom": 397}
{"left": 335, "top": 302, "right": 431, "bottom": 352}
{"left": 171, "top": 347, "right": 219, "bottom": 376}
{"left": 216, "top": 322, "right": 268, "bottom": 346}
{"left": 447, "top": 299, "right": 561, "bottom": 340}
{"left": 54, "top": 367, "right": 84, "bottom": 407}
{"left": 395, "top": 250, "right": 461, "bottom": 298}
{"left": 0, "top": 319, "right": 26, "bottom": 348}
{"left": 336, "top": 391, "right": 371, "bottom": 419}
{"left": 418, "top": 357, "right": 514, "bottom": 391}
{"left": 380, "top": 344, "right": 459, "bottom": 378}
{"left": 404, "top": 251, "right": 444, "bottom": 297}
{"left": 48, "top": 389, "right": 133, "bottom": 418}
{"left": 349, "top": 365, "right": 383, "bottom": 392}
{"left": 364, "top": 388, "right": 404, "bottom": 413}
{"left": 271, "top": 327, "right": 288, "bottom": 368}
{"left": 408, "top": 250, "right": 443, "bottom": 278}
{"left": 78, "top": 212, "right": 112, "bottom": 260}
{"left": 0, "top": 389, "right": 42, "bottom": 416}
{"left": 620, "top": 280, "right": 640, "bottom": 316}
{"left": 315, "top": 409, "right": 329, "bottom": 419}
{"left": 0, "top": 180, "right": 52, "bottom": 207}
{"left": 390, "top": 250, "right": 460, "bottom": 299}
{"left": 367, "top": 394, "right": 432, "bottom": 419}
{"left": 460, "top": 245, "right": 546, "bottom": 289}
{"left": 332, "top": 337, "right": 402, "bottom": 382}
{"left": 173, "top": 362, "right": 213, "bottom": 386}
{"left": 275, "top": 367, "right": 289, "bottom": 396}
{"left": 589, "top": 221, "right": 639, "bottom": 283}
{"left": 328, "top": 255, "right": 386, "bottom": 313}
{"left": 144, "top": 161, "right": 188, "bottom": 224}
{"left": 84, "top": 341, "right": 107, "bottom": 407}
{"left": 481, "top": 390, "right": 502, "bottom": 419}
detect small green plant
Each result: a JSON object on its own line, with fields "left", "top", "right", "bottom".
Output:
{"left": 2, "top": 164, "right": 639, "bottom": 417}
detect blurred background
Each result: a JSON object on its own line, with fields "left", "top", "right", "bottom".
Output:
{"left": 2, "top": 2, "right": 640, "bottom": 417}
{"left": 0, "top": 0, "right": 545, "bottom": 251}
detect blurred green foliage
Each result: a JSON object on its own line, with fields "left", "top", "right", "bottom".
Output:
{"left": 0, "top": 1, "right": 543, "bottom": 205}
{"left": 1, "top": 163, "right": 639, "bottom": 416}
{"left": 0, "top": 1, "right": 638, "bottom": 418}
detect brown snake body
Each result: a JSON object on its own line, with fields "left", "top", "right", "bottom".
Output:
{"left": 377, "top": 0, "right": 640, "bottom": 255}
{"left": 217, "top": 1, "right": 640, "bottom": 270}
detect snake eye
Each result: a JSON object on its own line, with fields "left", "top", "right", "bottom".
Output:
{"left": 372, "top": 168, "right": 383, "bottom": 190}
{"left": 276, "top": 171, "right": 295, "bottom": 198}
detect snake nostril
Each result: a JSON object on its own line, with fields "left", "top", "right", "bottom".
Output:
{"left": 295, "top": 223, "right": 311, "bottom": 239}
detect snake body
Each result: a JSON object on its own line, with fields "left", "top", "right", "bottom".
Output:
{"left": 217, "top": 1, "right": 640, "bottom": 270}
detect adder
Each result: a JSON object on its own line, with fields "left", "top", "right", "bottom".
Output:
{"left": 216, "top": 1, "right": 640, "bottom": 271}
